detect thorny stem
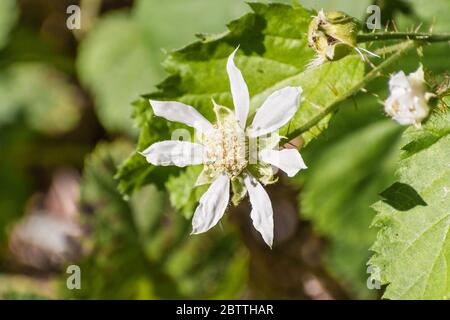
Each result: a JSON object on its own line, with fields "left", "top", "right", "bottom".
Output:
{"left": 285, "top": 34, "right": 450, "bottom": 142}
{"left": 285, "top": 40, "right": 418, "bottom": 142}
{"left": 357, "top": 32, "right": 450, "bottom": 43}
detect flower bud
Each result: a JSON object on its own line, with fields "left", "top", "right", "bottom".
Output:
{"left": 307, "top": 10, "right": 361, "bottom": 67}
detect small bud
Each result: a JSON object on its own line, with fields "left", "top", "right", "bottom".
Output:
{"left": 385, "top": 65, "right": 432, "bottom": 128}
{"left": 307, "top": 10, "right": 361, "bottom": 67}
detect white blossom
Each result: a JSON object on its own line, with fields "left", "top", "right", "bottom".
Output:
{"left": 385, "top": 66, "right": 431, "bottom": 127}
{"left": 140, "top": 48, "right": 307, "bottom": 248}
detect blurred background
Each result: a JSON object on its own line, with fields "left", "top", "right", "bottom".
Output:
{"left": 0, "top": 0, "right": 448, "bottom": 299}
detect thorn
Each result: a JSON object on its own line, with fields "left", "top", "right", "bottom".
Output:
{"left": 429, "top": 17, "right": 436, "bottom": 33}
{"left": 414, "top": 22, "right": 423, "bottom": 33}
{"left": 391, "top": 20, "right": 399, "bottom": 33}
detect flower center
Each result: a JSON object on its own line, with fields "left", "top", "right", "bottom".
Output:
{"left": 204, "top": 117, "right": 247, "bottom": 180}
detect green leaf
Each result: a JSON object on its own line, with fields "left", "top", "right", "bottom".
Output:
{"left": 115, "top": 98, "right": 180, "bottom": 195}
{"left": 369, "top": 110, "right": 450, "bottom": 300}
{"left": 118, "top": 2, "right": 365, "bottom": 197}
{"left": 300, "top": 119, "right": 403, "bottom": 298}
{"left": 165, "top": 165, "right": 207, "bottom": 219}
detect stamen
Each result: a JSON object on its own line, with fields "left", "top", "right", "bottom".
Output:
{"left": 204, "top": 116, "right": 248, "bottom": 179}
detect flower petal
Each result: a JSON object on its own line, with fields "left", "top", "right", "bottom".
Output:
{"left": 141, "top": 141, "right": 204, "bottom": 167}
{"left": 388, "top": 71, "right": 409, "bottom": 95}
{"left": 247, "top": 86, "right": 302, "bottom": 138}
{"left": 408, "top": 65, "right": 425, "bottom": 89}
{"left": 259, "top": 148, "right": 307, "bottom": 177}
{"left": 191, "top": 175, "right": 230, "bottom": 234}
{"left": 385, "top": 66, "right": 429, "bottom": 127}
{"left": 150, "top": 100, "right": 213, "bottom": 134}
{"left": 244, "top": 174, "right": 274, "bottom": 248}
{"left": 227, "top": 47, "right": 249, "bottom": 129}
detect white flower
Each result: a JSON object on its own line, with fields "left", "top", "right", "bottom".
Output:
{"left": 385, "top": 66, "right": 431, "bottom": 127}
{"left": 141, "top": 48, "right": 307, "bottom": 248}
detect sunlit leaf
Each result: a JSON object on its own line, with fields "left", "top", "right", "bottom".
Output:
{"left": 369, "top": 110, "right": 450, "bottom": 299}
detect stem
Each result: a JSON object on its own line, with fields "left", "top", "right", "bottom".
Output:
{"left": 357, "top": 32, "right": 450, "bottom": 43}
{"left": 285, "top": 40, "right": 417, "bottom": 142}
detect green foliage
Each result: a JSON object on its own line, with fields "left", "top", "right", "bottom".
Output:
{"left": 77, "top": 12, "right": 159, "bottom": 136}
{"left": 0, "top": 1, "right": 83, "bottom": 269}
{"left": 74, "top": 140, "right": 167, "bottom": 298}
{"left": 299, "top": 117, "right": 403, "bottom": 298}
{"left": 77, "top": 0, "right": 251, "bottom": 135}
{"left": 1, "top": 0, "right": 449, "bottom": 301}
{"left": 397, "top": 0, "right": 450, "bottom": 32}
{"left": 384, "top": 0, "right": 450, "bottom": 76}
{"left": 134, "top": 0, "right": 248, "bottom": 55}
{"left": 301, "top": 0, "right": 371, "bottom": 18}
{"left": 0, "top": 63, "right": 82, "bottom": 134}
{"left": 70, "top": 140, "right": 246, "bottom": 299}
{"left": 166, "top": 166, "right": 207, "bottom": 219}
{"left": 362, "top": 0, "right": 450, "bottom": 299}
{"left": 293, "top": 0, "right": 450, "bottom": 299}
{"left": 369, "top": 110, "right": 450, "bottom": 299}
{"left": 117, "top": 2, "right": 365, "bottom": 199}
{"left": 115, "top": 98, "right": 180, "bottom": 195}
